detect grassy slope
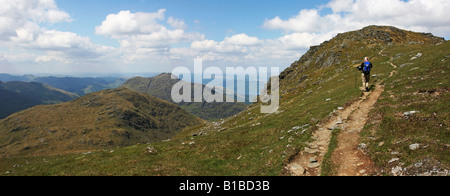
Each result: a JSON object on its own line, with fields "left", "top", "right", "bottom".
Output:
{"left": 0, "top": 88, "right": 203, "bottom": 159}
{"left": 361, "top": 41, "right": 449, "bottom": 175}
{"left": 0, "top": 27, "right": 446, "bottom": 176}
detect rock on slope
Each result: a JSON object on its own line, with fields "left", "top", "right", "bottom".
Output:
{"left": 0, "top": 88, "right": 204, "bottom": 157}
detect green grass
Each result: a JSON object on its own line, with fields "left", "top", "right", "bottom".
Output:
{"left": 361, "top": 41, "right": 450, "bottom": 175}
{"left": 321, "top": 129, "right": 341, "bottom": 176}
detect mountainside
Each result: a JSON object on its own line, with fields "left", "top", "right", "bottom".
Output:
{"left": 0, "top": 81, "right": 79, "bottom": 119}
{"left": 122, "top": 73, "right": 248, "bottom": 121}
{"left": 0, "top": 88, "right": 204, "bottom": 157}
{"left": 0, "top": 26, "right": 448, "bottom": 176}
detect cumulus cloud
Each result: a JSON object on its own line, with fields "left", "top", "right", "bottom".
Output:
{"left": 120, "top": 29, "right": 204, "bottom": 49}
{"left": 264, "top": 0, "right": 450, "bottom": 37}
{"left": 168, "top": 17, "right": 187, "bottom": 30}
{"left": 0, "top": 0, "right": 72, "bottom": 24}
{"left": 188, "top": 33, "right": 302, "bottom": 66}
{"left": 95, "top": 9, "right": 166, "bottom": 38}
{"left": 223, "top": 34, "right": 263, "bottom": 46}
{"left": 0, "top": 0, "right": 71, "bottom": 40}
{"left": 35, "top": 55, "right": 69, "bottom": 64}
{"left": 191, "top": 34, "right": 262, "bottom": 51}
{"left": 95, "top": 10, "right": 205, "bottom": 65}
{"left": 277, "top": 32, "right": 335, "bottom": 50}
{"left": 96, "top": 10, "right": 203, "bottom": 46}
{"left": 0, "top": 0, "right": 113, "bottom": 72}
{"left": 263, "top": 9, "right": 328, "bottom": 33}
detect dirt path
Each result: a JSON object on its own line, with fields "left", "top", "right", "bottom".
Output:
{"left": 332, "top": 85, "right": 383, "bottom": 176}
{"left": 287, "top": 87, "right": 383, "bottom": 176}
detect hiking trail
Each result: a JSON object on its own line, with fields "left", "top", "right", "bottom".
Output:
{"left": 287, "top": 51, "right": 397, "bottom": 176}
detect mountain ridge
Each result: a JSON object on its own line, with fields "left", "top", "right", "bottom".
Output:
{"left": 0, "top": 74, "right": 127, "bottom": 96}
{"left": 122, "top": 73, "right": 248, "bottom": 121}
{"left": 0, "top": 88, "right": 204, "bottom": 157}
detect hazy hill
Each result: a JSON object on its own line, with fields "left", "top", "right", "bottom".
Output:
{"left": 122, "top": 73, "right": 248, "bottom": 121}
{"left": 0, "top": 74, "right": 126, "bottom": 96}
{"left": 0, "top": 74, "right": 35, "bottom": 82}
{"left": 0, "top": 81, "right": 79, "bottom": 119}
{"left": 0, "top": 88, "right": 204, "bottom": 157}
{"left": 34, "top": 77, "right": 126, "bottom": 96}
{"left": 1, "top": 26, "right": 448, "bottom": 176}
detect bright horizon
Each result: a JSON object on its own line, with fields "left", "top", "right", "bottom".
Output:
{"left": 1, "top": 0, "right": 449, "bottom": 75}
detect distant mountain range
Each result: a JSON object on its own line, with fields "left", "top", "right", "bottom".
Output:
{"left": 0, "top": 81, "right": 79, "bottom": 119}
{"left": 122, "top": 73, "right": 248, "bottom": 121}
{"left": 0, "top": 74, "right": 126, "bottom": 96}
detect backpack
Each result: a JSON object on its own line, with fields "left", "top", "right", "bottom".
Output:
{"left": 363, "top": 61, "right": 371, "bottom": 73}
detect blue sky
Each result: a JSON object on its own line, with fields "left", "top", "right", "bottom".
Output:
{"left": 54, "top": 0, "right": 330, "bottom": 46}
{"left": 0, "top": 0, "right": 449, "bottom": 75}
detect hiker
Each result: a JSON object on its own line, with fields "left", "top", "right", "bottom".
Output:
{"left": 357, "top": 57, "right": 373, "bottom": 92}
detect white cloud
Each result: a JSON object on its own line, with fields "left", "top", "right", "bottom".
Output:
{"left": 263, "top": 9, "right": 327, "bottom": 33}
{"left": 277, "top": 32, "right": 334, "bottom": 50}
{"left": 95, "top": 9, "right": 166, "bottom": 39}
{"left": 168, "top": 17, "right": 187, "bottom": 30}
{"left": 35, "top": 30, "right": 91, "bottom": 49}
{"left": 35, "top": 55, "right": 69, "bottom": 64}
{"left": 95, "top": 10, "right": 206, "bottom": 66}
{"left": 189, "top": 33, "right": 302, "bottom": 66}
{"left": 0, "top": 0, "right": 116, "bottom": 73}
{"left": 0, "top": 0, "right": 72, "bottom": 24}
{"left": 0, "top": 52, "right": 36, "bottom": 63}
{"left": 224, "top": 33, "right": 263, "bottom": 46}
{"left": 190, "top": 34, "right": 260, "bottom": 62}
{"left": 120, "top": 29, "right": 203, "bottom": 49}
{"left": 96, "top": 10, "right": 202, "bottom": 48}
{"left": 0, "top": 0, "right": 71, "bottom": 41}
{"left": 8, "top": 25, "right": 113, "bottom": 64}
{"left": 191, "top": 34, "right": 262, "bottom": 52}
{"left": 264, "top": 0, "right": 450, "bottom": 37}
